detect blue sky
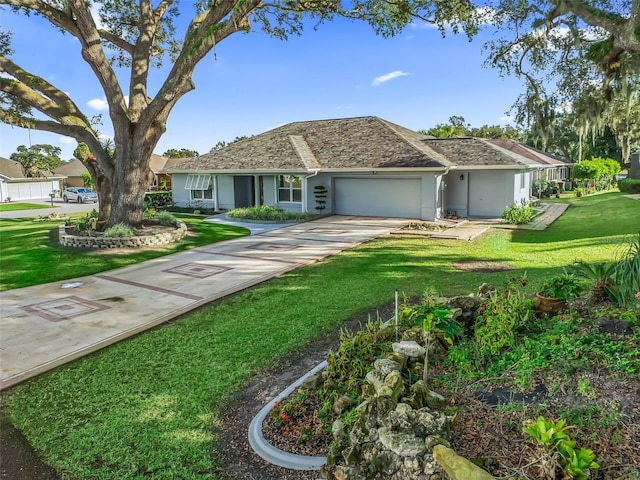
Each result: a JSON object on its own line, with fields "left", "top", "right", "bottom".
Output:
{"left": 0, "top": 7, "right": 525, "bottom": 160}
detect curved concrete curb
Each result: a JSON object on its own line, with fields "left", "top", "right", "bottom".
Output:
{"left": 248, "top": 315, "right": 399, "bottom": 470}
{"left": 248, "top": 360, "right": 328, "bottom": 470}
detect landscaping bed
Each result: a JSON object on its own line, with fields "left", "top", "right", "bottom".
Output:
{"left": 250, "top": 281, "right": 640, "bottom": 480}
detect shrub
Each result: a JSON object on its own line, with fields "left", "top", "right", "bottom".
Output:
{"left": 502, "top": 202, "right": 535, "bottom": 225}
{"left": 144, "top": 191, "right": 173, "bottom": 208}
{"left": 103, "top": 223, "right": 134, "bottom": 238}
{"left": 156, "top": 211, "right": 178, "bottom": 227}
{"left": 618, "top": 178, "right": 640, "bottom": 194}
{"left": 572, "top": 157, "right": 621, "bottom": 185}
{"left": 71, "top": 209, "right": 99, "bottom": 234}
{"left": 538, "top": 271, "right": 584, "bottom": 300}
{"left": 474, "top": 284, "right": 535, "bottom": 355}
{"left": 227, "top": 205, "right": 313, "bottom": 222}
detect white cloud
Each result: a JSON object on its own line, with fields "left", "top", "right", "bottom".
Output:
{"left": 59, "top": 136, "right": 76, "bottom": 145}
{"left": 500, "top": 115, "right": 513, "bottom": 124}
{"left": 474, "top": 6, "right": 503, "bottom": 25}
{"left": 87, "top": 97, "right": 108, "bottom": 111}
{"left": 372, "top": 71, "right": 410, "bottom": 86}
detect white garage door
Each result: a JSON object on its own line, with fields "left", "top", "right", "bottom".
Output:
{"left": 334, "top": 177, "right": 422, "bottom": 218}
{"left": 468, "top": 171, "right": 510, "bottom": 217}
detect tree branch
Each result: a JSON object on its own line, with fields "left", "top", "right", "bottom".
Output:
{"left": 550, "top": 0, "right": 625, "bottom": 33}
{"left": 139, "top": 0, "right": 258, "bottom": 133}
{"left": 0, "top": 0, "right": 80, "bottom": 37}
{"left": 67, "top": 0, "right": 128, "bottom": 122}
{"left": 0, "top": 56, "right": 89, "bottom": 126}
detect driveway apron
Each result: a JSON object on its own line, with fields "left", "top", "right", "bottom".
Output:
{"left": 0, "top": 215, "right": 409, "bottom": 390}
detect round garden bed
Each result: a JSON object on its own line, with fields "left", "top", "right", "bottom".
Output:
{"left": 58, "top": 220, "right": 187, "bottom": 249}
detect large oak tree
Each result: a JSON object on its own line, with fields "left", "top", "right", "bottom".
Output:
{"left": 484, "top": 0, "right": 640, "bottom": 157}
{"left": 0, "top": 0, "right": 477, "bottom": 227}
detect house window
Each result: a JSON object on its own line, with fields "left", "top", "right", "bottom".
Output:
{"left": 185, "top": 174, "right": 213, "bottom": 200}
{"left": 278, "top": 175, "right": 302, "bottom": 203}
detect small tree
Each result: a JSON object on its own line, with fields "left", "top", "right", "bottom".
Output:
{"left": 163, "top": 148, "right": 199, "bottom": 158}
{"left": 313, "top": 185, "right": 328, "bottom": 212}
{"left": 81, "top": 170, "right": 95, "bottom": 189}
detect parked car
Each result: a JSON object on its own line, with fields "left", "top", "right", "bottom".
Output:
{"left": 63, "top": 187, "right": 98, "bottom": 203}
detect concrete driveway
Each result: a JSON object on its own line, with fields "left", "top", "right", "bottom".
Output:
{"left": 0, "top": 215, "right": 410, "bottom": 390}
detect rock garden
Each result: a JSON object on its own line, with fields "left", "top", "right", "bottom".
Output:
{"left": 257, "top": 258, "right": 640, "bottom": 479}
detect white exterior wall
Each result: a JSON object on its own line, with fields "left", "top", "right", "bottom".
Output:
{"left": 170, "top": 174, "right": 190, "bottom": 207}
{"left": 216, "top": 176, "right": 235, "bottom": 210}
{"left": 514, "top": 171, "right": 530, "bottom": 205}
{"left": 261, "top": 175, "right": 277, "bottom": 207}
{"left": 307, "top": 174, "right": 332, "bottom": 214}
{"left": 443, "top": 171, "right": 469, "bottom": 217}
{"left": 468, "top": 171, "right": 515, "bottom": 218}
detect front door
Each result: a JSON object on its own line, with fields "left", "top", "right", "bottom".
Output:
{"left": 233, "top": 176, "right": 255, "bottom": 208}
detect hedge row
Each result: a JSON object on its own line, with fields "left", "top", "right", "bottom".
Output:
{"left": 144, "top": 191, "right": 173, "bottom": 207}
{"left": 618, "top": 178, "right": 640, "bottom": 194}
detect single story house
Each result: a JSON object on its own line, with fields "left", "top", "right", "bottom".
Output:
{"left": 53, "top": 160, "right": 87, "bottom": 188}
{"left": 165, "top": 116, "right": 572, "bottom": 220}
{"left": 0, "top": 157, "right": 66, "bottom": 202}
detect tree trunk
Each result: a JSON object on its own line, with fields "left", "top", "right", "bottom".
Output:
{"left": 84, "top": 161, "right": 111, "bottom": 225}
{"left": 106, "top": 127, "right": 156, "bottom": 227}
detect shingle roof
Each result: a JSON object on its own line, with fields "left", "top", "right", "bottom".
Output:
{"left": 0, "top": 157, "right": 62, "bottom": 179}
{"left": 167, "top": 116, "right": 450, "bottom": 173}
{"left": 53, "top": 160, "right": 87, "bottom": 176}
{"left": 422, "top": 137, "right": 570, "bottom": 168}
{"left": 0, "top": 157, "right": 26, "bottom": 179}
{"left": 485, "top": 139, "right": 571, "bottom": 166}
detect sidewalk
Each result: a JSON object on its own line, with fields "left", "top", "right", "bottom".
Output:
{"left": 0, "top": 215, "right": 409, "bottom": 390}
{"left": 481, "top": 202, "right": 570, "bottom": 230}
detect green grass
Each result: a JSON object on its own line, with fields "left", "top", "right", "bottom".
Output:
{"left": 2, "top": 192, "right": 640, "bottom": 479}
{"left": 0, "top": 202, "right": 53, "bottom": 212}
{"left": 0, "top": 216, "right": 249, "bottom": 291}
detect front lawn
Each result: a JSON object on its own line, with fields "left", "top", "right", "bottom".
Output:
{"left": 0, "top": 216, "right": 249, "bottom": 291}
{"left": 2, "top": 192, "right": 639, "bottom": 479}
{"left": 0, "top": 202, "right": 52, "bottom": 212}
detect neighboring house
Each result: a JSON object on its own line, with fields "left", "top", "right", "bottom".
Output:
{"left": 165, "top": 116, "right": 571, "bottom": 220}
{"left": 0, "top": 157, "right": 66, "bottom": 202}
{"left": 149, "top": 155, "right": 187, "bottom": 191}
{"left": 53, "top": 160, "right": 87, "bottom": 188}
{"left": 53, "top": 155, "right": 179, "bottom": 191}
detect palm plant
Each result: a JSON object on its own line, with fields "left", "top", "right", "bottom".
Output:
{"left": 614, "top": 232, "right": 640, "bottom": 307}
{"left": 575, "top": 261, "right": 616, "bottom": 303}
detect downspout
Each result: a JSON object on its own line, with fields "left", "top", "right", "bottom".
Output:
{"left": 302, "top": 170, "right": 319, "bottom": 213}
